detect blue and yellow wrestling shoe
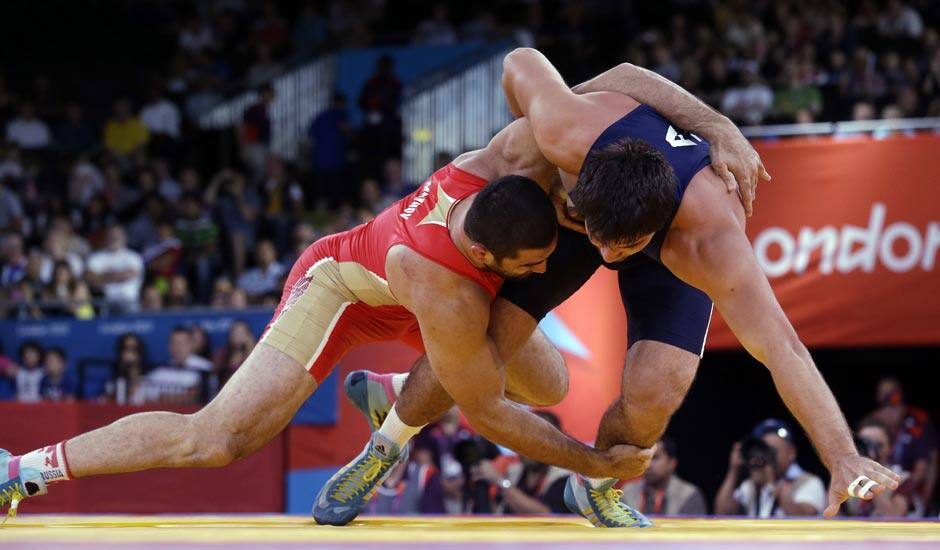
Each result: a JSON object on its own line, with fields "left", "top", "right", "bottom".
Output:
{"left": 1, "top": 449, "right": 48, "bottom": 519}
{"left": 564, "top": 474, "right": 652, "bottom": 528}
{"left": 312, "top": 432, "right": 402, "bottom": 526}
{"left": 344, "top": 370, "right": 396, "bottom": 432}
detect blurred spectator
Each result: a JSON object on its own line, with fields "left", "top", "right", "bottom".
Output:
{"left": 142, "top": 221, "right": 183, "bottom": 291}
{"left": 40, "top": 347, "right": 75, "bottom": 401}
{"left": 67, "top": 156, "right": 106, "bottom": 210}
{"left": 145, "top": 327, "right": 212, "bottom": 404}
{"left": 141, "top": 284, "right": 164, "bottom": 312}
{"left": 413, "top": 4, "right": 457, "bottom": 46}
{"left": 108, "top": 333, "right": 149, "bottom": 405}
{"left": 621, "top": 436, "right": 707, "bottom": 515}
{"left": 71, "top": 280, "right": 96, "bottom": 320}
{"left": 358, "top": 55, "right": 402, "bottom": 176}
{"left": 716, "top": 419, "right": 826, "bottom": 517}
{"left": 128, "top": 193, "right": 167, "bottom": 251}
{"left": 42, "top": 260, "right": 78, "bottom": 316}
{"left": 166, "top": 274, "right": 192, "bottom": 309}
{"left": 214, "top": 319, "right": 257, "bottom": 383}
{"left": 189, "top": 325, "right": 211, "bottom": 360}
{"left": 308, "top": 92, "right": 351, "bottom": 208}
{"left": 103, "top": 99, "right": 150, "bottom": 158}
{"left": 205, "top": 168, "right": 260, "bottom": 277}
{"left": 15, "top": 341, "right": 44, "bottom": 402}
{"left": 866, "top": 377, "right": 938, "bottom": 516}
{"left": 240, "top": 84, "right": 275, "bottom": 180}
{"left": 0, "top": 148, "right": 24, "bottom": 183}
{"left": 140, "top": 88, "right": 181, "bottom": 141}
{"left": 54, "top": 103, "right": 98, "bottom": 154}
{"left": 844, "top": 418, "right": 914, "bottom": 517}
{"left": 260, "top": 156, "right": 304, "bottom": 250}
{"left": 721, "top": 67, "right": 774, "bottom": 125}
{"left": 38, "top": 231, "right": 84, "bottom": 283}
{"left": 237, "top": 240, "right": 285, "bottom": 300}
{"left": 85, "top": 225, "right": 144, "bottom": 314}
{"left": 0, "top": 179, "right": 24, "bottom": 233}
{"left": 364, "top": 437, "right": 447, "bottom": 515}
{"left": 216, "top": 338, "right": 252, "bottom": 387}
{"left": 0, "top": 233, "right": 27, "bottom": 288}
{"left": 5, "top": 102, "right": 51, "bottom": 150}
{"left": 877, "top": 0, "right": 924, "bottom": 40}
{"left": 178, "top": 17, "right": 214, "bottom": 54}
{"left": 470, "top": 411, "right": 569, "bottom": 514}
{"left": 0, "top": 343, "right": 14, "bottom": 397}
{"left": 210, "top": 276, "right": 235, "bottom": 309}
{"left": 773, "top": 61, "right": 823, "bottom": 123}
{"left": 175, "top": 193, "right": 220, "bottom": 304}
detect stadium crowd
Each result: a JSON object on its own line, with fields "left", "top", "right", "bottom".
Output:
{"left": 0, "top": 0, "right": 938, "bottom": 518}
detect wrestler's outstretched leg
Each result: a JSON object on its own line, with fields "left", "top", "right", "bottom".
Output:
{"left": 1, "top": 343, "right": 316, "bottom": 515}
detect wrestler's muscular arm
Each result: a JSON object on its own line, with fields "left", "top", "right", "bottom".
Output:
{"left": 661, "top": 175, "right": 901, "bottom": 518}
{"left": 390, "top": 249, "right": 652, "bottom": 479}
{"left": 571, "top": 61, "right": 770, "bottom": 215}
{"left": 504, "top": 47, "right": 769, "bottom": 215}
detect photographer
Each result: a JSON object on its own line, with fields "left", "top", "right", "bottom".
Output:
{"left": 715, "top": 419, "right": 826, "bottom": 517}
{"left": 844, "top": 419, "right": 914, "bottom": 517}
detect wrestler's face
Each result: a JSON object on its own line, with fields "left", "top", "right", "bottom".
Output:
{"left": 487, "top": 239, "right": 557, "bottom": 279}
{"left": 586, "top": 227, "right": 654, "bottom": 263}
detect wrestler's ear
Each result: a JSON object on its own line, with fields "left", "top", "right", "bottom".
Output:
{"left": 468, "top": 242, "right": 492, "bottom": 264}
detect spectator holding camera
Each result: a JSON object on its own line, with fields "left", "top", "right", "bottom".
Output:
{"left": 843, "top": 418, "right": 914, "bottom": 517}
{"left": 715, "top": 419, "right": 826, "bottom": 517}
{"left": 620, "top": 435, "right": 707, "bottom": 516}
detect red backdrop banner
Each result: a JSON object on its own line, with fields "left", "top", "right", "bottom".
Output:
{"left": 708, "top": 135, "right": 940, "bottom": 348}
{"left": 0, "top": 402, "right": 284, "bottom": 513}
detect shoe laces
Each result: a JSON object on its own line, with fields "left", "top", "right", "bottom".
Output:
{"left": 589, "top": 487, "right": 641, "bottom": 525}
{"left": 331, "top": 452, "right": 388, "bottom": 504}
{"left": 1, "top": 484, "right": 24, "bottom": 522}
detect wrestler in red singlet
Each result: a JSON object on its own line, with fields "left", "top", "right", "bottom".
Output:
{"left": 261, "top": 163, "right": 502, "bottom": 382}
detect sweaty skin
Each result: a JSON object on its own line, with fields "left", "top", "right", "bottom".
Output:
{"left": 385, "top": 122, "right": 653, "bottom": 479}
{"left": 58, "top": 119, "right": 645, "bottom": 486}
{"left": 501, "top": 47, "right": 900, "bottom": 517}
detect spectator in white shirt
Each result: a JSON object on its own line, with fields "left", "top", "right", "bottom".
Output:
{"left": 716, "top": 419, "right": 827, "bottom": 518}
{"left": 5, "top": 103, "right": 51, "bottom": 150}
{"left": 237, "top": 239, "right": 285, "bottom": 300}
{"left": 144, "top": 327, "right": 214, "bottom": 403}
{"left": 140, "top": 88, "right": 181, "bottom": 140}
{"left": 85, "top": 226, "right": 144, "bottom": 314}
{"left": 720, "top": 67, "right": 774, "bottom": 125}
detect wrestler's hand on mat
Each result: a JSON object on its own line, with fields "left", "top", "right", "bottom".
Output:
{"left": 549, "top": 183, "right": 586, "bottom": 233}
{"left": 822, "top": 455, "right": 901, "bottom": 518}
{"left": 708, "top": 125, "right": 771, "bottom": 218}
{"left": 598, "top": 444, "right": 656, "bottom": 480}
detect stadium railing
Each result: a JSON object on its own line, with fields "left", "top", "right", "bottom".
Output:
{"left": 401, "top": 41, "right": 516, "bottom": 184}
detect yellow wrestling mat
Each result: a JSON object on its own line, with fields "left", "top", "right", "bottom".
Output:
{"left": 2, "top": 515, "right": 940, "bottom": 549}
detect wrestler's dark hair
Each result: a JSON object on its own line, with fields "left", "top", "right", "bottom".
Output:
{"left": 465, "top": 175, "right": 557, "bottom": 260}
{"left": 569, "top": 138, "right": 677, "bottom": 247}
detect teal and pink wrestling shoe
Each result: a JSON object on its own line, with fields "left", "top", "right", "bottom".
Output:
{"left": 1, "top": 449, "right": 48, "bottom": 519}
{"left": 312, "top": 432, "right": 402, "bottom": 526}
{"left": 344, "top": 370, "right": 397, "bottom": 432}
{"left": 564, "top": 474, "right": 652, "bottom": 528}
